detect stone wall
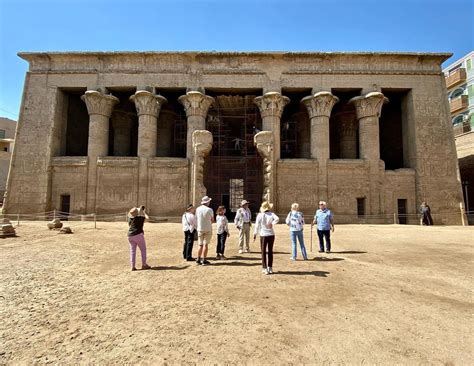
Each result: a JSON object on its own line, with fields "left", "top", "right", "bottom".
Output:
{"left": 2, "top": 51, "right": 465, "bottom": 224}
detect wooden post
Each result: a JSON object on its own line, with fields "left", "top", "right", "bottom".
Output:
{"left": 94, "top": 213, "right": 97, "bottom": 229}
{"left": 393, "top": 212, "right": 397, "bottom": 225}
{"left": 17, "top": 213, "right": 19, "bottom": 226}
{"left": 53, "top": 209, "right": 56, "bottom": 220}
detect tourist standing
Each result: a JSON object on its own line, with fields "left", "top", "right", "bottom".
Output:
{"left": 253, "top": 202, "right": 279, "bottom": 275}
{"left": 285, "top": 203, "right": 308, "bottom": 260}
{"left": 312, "top": 201, "right": 334, "bottom": 253}
{"left": 182, "top": 204, "right": 197, "bottom": 261}
{"left": 195, "top": 196, "right": 214, "bottom": 265}
{"left": 234, "top": 199, "right": 252, "bottom": 253}
{"left": 420, "top": 201, "right": 434, "bottom": 226}
{"left": 127, "top": 206, "right": 151, "bottom": 271}
{"left": 215, "top": 205, "right": 230, "bottom": 259}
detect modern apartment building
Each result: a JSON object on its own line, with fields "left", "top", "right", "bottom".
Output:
{"left": 444, "top": 51, "right": 474, "bottom": 220}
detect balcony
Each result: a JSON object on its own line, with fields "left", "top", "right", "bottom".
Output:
{"left": 445, "top": 68, "right": 467, "bottom": 89}
{"left": 450, "top": 95, "right": 469, "bottom": 113}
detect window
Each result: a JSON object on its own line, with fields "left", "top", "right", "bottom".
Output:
{"left": 0, "top": 130, "right": 5, "bottom": 139}
{"left": 450, "top": 88, "right": 464, "bottom": 99}
{"left": 467, "top": 58, "right": 472, "bottom": 70}
{"left": 3, "top": 147, "right": 7, "bottom": 152}
{"left": 453, "top": 115, "right": 464, "bottom": 125}
{"left": 357, "top": 198, "right": 365, "bottom": 217}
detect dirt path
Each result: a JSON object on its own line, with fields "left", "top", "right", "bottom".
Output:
{"left": 0, "top": 222, "right": 472, "bottom": 364}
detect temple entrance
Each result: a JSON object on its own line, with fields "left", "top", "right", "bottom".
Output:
{"left": 204, "top": 94, "right": 263, "bottom": 220}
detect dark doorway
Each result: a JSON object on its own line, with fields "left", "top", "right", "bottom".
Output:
{"left": 357, "top": 197, "right": 366, "bottom": 217}
{"left": 397, "top": 199, "right": 407, "bottom": 225}
{"left": 204, "top": 92, "right": 263, "bottom": 221}
{"left": 60, "top": 194, "right": 71, "bottom": 220}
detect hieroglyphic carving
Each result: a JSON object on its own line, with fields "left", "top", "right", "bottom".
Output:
{"left": 349, "top": 92, "right": 388, "bottom": 119}
{"left": 130, "top": 90, "right": 167, "bottom": 117}
{"left": 254, "top": 131, "right": 274, "bottom": 204}
{"left": 301, "top": 91, "right": 339, "bottom": 118}
{"left": 191, "top": 130, "right": 213, "bottom": 205}
{"left": 81, "top": 90, "right": 118, "bottom": 117}
{"left": 254, "top": 92, "right": 290, "bottom": 118}
{"left": 178, "top": 91, "right": 214, "bottom": 118}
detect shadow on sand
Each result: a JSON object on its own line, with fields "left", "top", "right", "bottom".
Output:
{"left": 311, "top": 257, "right": 344, "bottom": 262}
{"left": 150, "top": 265, "right": 190, "bottom": 271}
{"left": 275, "top": 270, "right": 330, "bottom": 277}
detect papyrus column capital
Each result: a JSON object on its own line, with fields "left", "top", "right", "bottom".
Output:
{"left": 254, "top": 92, "right": 290, "bottom": 119}
{"left": 81, "top": 90, "right": 119, "bottom": 117}
{"left": 130, "top": 90, "right": 167, "bottom": 117}
{"left": 349, "top": 92, "right": 388, "bottom": 120}
{"left": 301, "top": 91, "right": 339, "bottom": 119}
{"left": 178, "top": 91, "right": 215, "bottom": 118}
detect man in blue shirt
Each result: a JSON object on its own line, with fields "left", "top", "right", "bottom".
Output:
{"left": 312, "top": 201, "right": 334, "bottom": 253}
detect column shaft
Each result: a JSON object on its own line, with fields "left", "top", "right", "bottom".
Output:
{"left": 81, "top": 90, "right": 119, "bottom": 213}
{"left": 302, "top": 91, "right": 339, "bottom": 202}
{"left": 350, "top": 92, "right": 388, "bottom": 217}
{"left": 131, "top": 90, "right": 167, "bottom": 208}
{"left": 254, "top": 92, "right": 289, "bottom": 207}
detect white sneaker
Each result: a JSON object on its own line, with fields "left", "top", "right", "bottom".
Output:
{"left": 290, "top": 257, "right": 296, "bottom": 261}
{"left": 267, "top": 267, "right": 273, "bottom": 274}
{"left": 262, "top": 268, "right": 269, "bottom": 275}
{"left": 238, "top": 249, "right": 243, "bottom": 254}
{"left": 244, "top": 248, "right": 250, "bottom": 253}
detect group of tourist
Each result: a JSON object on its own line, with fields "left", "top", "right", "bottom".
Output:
{"left": 126, "top": 196, "right": 335, "bottom": 275}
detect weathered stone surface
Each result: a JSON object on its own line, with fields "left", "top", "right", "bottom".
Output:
{"left": 59, "top": 226, "right": 72, "bottom": 234}
{"left": 1, "top": 51, "right": 465, "bottom": 224}
{"left": 47, "top": 218, "right": 63, "bottom": 230}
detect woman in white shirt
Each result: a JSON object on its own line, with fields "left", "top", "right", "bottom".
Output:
{"left": 285, "top": 203, "right": 308, "bottom": 260}
{"left": 215, "top": 205, "right": 230, "bottom": 259}
{"left": 253, "top": 201, "right": 280, "bottom": 275}
{"left": 182, "top": 204, "right": 197, "bottom": 261}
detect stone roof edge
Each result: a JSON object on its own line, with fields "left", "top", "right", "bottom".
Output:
{"left": 17, "top": 51, "right": 453, "bottom": 63}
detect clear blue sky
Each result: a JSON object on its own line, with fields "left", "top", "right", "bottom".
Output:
{"left": 0, "top": 0, "right": 473, "bottom": 120}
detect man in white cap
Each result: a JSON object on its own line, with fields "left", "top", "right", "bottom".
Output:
{"left": 234, "top": 199, "right": 252, "bottom": 253}
{"left": 195, "top": 196, "right": 215, "bottom": 265}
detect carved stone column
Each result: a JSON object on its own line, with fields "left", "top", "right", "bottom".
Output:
{"left": 130, "top": 90, "right": 167, "bottom": 158}
{"left": 350, "top": 92, "right": 388, "bottom": 217}
{"left": 191, "top": 130, "right": 213, "bottom": 206}
{"left": 111, "top": 111, "right": 133, "bottom": 156}
{"left": 81, "top": 89, "right": 119, "bottom": 213}
{"left": 130, "top": 90, "right": 167, "bottom": 207}
{"left": 254, "top": 92, "right": 289, "bottom": 160}
{"left": 178, "top": 91, "right": 214, "bottom": 159}
{"left": 302, "top": 91, "right": 339, "bottom": 201}
{"left": 254, "top": 131, "right": 274, "bottom": 205}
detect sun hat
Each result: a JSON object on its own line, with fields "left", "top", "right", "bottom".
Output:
{"left": 201, "top": 196, "right": 212, "bottom": 205}
{"left": 186, "top": 204, "right": 194, "bottom": 211}
{"left": 260, "top": 201, "right": 273, "bottom": 212}
{"left": 241, "top": 200, "right": 250, "bottom": 206}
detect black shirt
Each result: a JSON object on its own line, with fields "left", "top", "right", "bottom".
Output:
{"left": 128, "top": 216, "right": 145, "bottom": 237}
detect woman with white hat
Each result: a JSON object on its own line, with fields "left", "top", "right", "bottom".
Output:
{"left": 253, "top": 201, "right": 279, "bottom": 275}
{"left": 127, "top": 206, "right": 151, "bottom": 271}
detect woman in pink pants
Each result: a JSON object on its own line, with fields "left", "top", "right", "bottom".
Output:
{"left": 127, "top": 206, "right": 151, "bottom": 271}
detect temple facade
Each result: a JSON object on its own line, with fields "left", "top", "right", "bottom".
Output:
{"left": 3, "top": 52, "right": 465, "bottom": 224}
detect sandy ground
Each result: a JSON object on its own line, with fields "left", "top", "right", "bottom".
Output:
{"left": 0, "top": 221, "right": 472, "bottom": 365}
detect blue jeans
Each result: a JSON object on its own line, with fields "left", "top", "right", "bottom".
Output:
{"left": 290, "top": 230, "right": 308, "bottom": 259}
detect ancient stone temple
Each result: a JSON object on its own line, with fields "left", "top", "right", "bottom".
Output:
{"left": 3, "top": 52, "right": 465, "bottom": 224}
